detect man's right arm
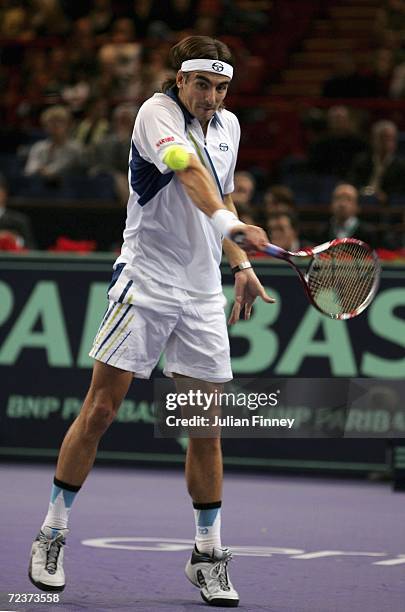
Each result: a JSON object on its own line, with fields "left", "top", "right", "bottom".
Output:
{"left": 176, "top": 153, "right": 227, "bottom": 217}
{"left": 174, "top": 153, "right": 268, "bottom": 252}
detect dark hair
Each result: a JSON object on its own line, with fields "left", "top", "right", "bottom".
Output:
{"left": 267, "top": 211, "right": 299, "bottom": 233}
{"left": 265, "top": 185, "right": 295, "bottom": 207}
{"left": 161, "top": 35, "right": 234, "bottom": 92}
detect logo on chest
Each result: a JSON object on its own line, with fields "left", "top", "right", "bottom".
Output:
{"left": 219, "top": 143, "right": 229, "bottom": 151}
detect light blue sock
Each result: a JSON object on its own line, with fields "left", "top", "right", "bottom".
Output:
{"left": 42, "top": 478, "right": 81, "bottom": 532}
{"left": 193, "top": 501, "right": 222, "bottom": 554}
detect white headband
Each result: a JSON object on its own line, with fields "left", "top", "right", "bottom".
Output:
{"left": 180, "top": 59, "right": 233, "bottom": 80}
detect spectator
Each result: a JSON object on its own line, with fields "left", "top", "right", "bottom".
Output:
{"left": 308, "top": 106, "right": 367, "bottom": 178}
{"left": 263, "top": 185, "right": 295, "bottom": 215}
{"left": 166, "top": 0, "right": 197, "bottom": 32}
{"left": 42, "top": 48, "right": 73, "bottom": 103}
{"left": 318, "top": 184, "right": 376, "bottom": 246}
{"left": 69, "top": 17, "right": 98, "bottom": 78}
{"left": 30, "top": 0, "right": 71, "bottom": 36}
{"left": 266, "top": 211, "right": 308, "bottom": 251}
{"left": 0, "top": 175, "right": 36, "bottom": 249}
{"left": 232, "top": 171, "right": 256, "bottom": 216}
{"left": 383, "top": 0, "right": 405, "bottom": 33}
{"left": 74, "top": 98, "right": 110, "bottom": 148}
{"left": 382, "top": 209, "right": 405, "bottom": 249}
{"left": 97, "top": 18, "right": 142, "bottom": 98}
{"left": 348, "top": 120, "right": 405, "bottom": 203}
{"left": 223, "top": 0, "right": 270, "bottom": 36}
{"left": 322, "top": 53, "right": 376, "bottom": 98}
{"left": 137, "top": 46, "right": 174, "bottom": 100}
{"left": 365, "top": 48, "right": 395, "bottom": 97}
{"left": 61, "top": 67, "right": 92, "bottom": 116}
{"left": 87, "top": 0, "right": 114, "bottom": 37}
{"left": 236, "top": 204, "right": 255, "bottom": 225}
{"left": 24, "top": 105, "right": 82, "bottom": 182}
{"left": 194, "top": 15, "right": 219, "bottom": 37}
{"left": 87, "top": 103, "right": 138, "bottom": 204}
{"left": 0, "top": 4, "right": 33, "bottom": 40}
{"left": 127, "top": 0, "right": 162, "bottom": 39}
{"left": 389, "top": 61, "right": 405, "bottom": 98}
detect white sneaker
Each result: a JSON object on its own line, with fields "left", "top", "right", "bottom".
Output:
{"left": 185, "top": 545, "right": 239, "bottom": 607}
{"left": 28, "top": 526, "right": 68, "bottom": 592}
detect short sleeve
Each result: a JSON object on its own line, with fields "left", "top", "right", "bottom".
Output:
{"left": 133, "top": 98, "right": 195, "bottom": 174}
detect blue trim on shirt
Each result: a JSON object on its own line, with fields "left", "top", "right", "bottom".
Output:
{"left": 204, "top": 146, "right": 224, "bottom": 200}
{"left": 166, "top": 87, "right": 194, "bottom": 129}
{"left": 108, "top": 263, "right": 126, "bottom": 292}
{"left": 130, "top": 142, "right": 174, "bottom": 207}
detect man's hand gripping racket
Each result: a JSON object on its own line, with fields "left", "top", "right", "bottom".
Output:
{"left": 231, "top": 227, "right": 380, "bottom": 320}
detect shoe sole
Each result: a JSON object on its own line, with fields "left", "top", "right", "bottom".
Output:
{"left": 201, "top": 591, "right": 239, "bottom": 607}
{"left": 28, "top": 572, "right": 65, "bottom": 592}
{"left": 186, "top": 562, "right": 239, "bottom": 607}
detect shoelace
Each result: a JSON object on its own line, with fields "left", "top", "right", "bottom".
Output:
{"left": 209, "top": 550, "right": 233, "bottom": 591}
{"left": 38, "top": 533, "right": 64, "bottom": 574}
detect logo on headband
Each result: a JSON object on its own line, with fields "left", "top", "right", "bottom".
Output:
{"left": 212, "top": 62, "right": 224, "bottom": 72}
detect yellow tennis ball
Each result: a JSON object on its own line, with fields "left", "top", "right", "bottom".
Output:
{"left": 163, "top": 145, "right": 190, "bottom": 171}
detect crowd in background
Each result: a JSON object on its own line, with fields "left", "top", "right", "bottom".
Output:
{"left": 0, "top": 0, "right": 405, "bottom": 253}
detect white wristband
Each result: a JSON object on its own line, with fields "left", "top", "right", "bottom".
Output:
{"left": 211, "top": 209, "right": 243, "bottom": 238}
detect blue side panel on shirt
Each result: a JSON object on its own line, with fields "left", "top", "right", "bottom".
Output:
{"left": 130, "top": 142, "right": 174, "bottom": 206}
{"left": 108, "top": 262, "right": 126, "bottom": 292}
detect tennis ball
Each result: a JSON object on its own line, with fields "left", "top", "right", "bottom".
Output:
{"left": 163, "top": 145, "right": 190, "bottom": 171}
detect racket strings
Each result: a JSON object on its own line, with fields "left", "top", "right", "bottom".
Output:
{"left": 307, "top": 242, "right": 378, "bottom": 317}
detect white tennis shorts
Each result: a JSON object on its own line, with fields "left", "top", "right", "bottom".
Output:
{"left": 89, "top": 266, "right": 232, "bottom": 383}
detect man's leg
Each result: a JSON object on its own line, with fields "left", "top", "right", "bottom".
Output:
{"left": 174, "top": 375, "right": 223, "bottom": 549}
{"left": 175, "top": 375, "right": 239, "bottom": 607}
{"left": 186, "top": 435, "right": 223, "bottom": 499}
{"left": 55, "top": 360, "right": 133, "bottom": 485}
{"left": 186, "top": 436, "right": 223, "bottom": 552}
{"left": 29, "top": 360, "right": 133, "bottom": 592}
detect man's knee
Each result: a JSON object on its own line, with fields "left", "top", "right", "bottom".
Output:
{"left": 81, "top": 394, "right": 119, "bottom": 438}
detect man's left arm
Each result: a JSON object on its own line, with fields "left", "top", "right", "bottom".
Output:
{"left": 222, "top": 194, "right": 275, "bottom": 324}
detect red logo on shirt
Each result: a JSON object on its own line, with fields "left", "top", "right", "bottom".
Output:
{"left": 156, "top": 136, "right": 175, "bottom": 147}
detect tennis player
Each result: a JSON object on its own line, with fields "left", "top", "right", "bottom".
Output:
{"left": 29, "top": 35, "right": 274, "bottom": 607}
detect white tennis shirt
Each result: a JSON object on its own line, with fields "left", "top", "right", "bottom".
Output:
{"left": 115, "top": 87, "right": 241, "bottom": 295}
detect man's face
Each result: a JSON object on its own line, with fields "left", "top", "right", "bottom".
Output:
{"left": 177, "top": 71, "right": 230, "bottom": 125}
{"left": 267, "top": 215, "right": 297, "bottom": 251}
{"left": 331, "top": 185, "right": 358, "bottom": 220}
{"left": 328, "top": 107, "right": 351, "bottom": 134}
{"left": 233, "top": 175, "right": 254, "bottom": 206}
{"left": 45, "top": 117, "right": 69, "bottom": 141}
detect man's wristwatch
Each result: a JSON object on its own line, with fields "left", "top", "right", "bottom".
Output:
{"left": 231, "top": 261, "right": 252, "bottom": 276}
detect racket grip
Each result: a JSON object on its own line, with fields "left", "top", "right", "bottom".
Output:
{"left": 264, "top": 243, "right": 285, "bottom": 257}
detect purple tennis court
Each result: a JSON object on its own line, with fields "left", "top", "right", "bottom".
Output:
{"left": 1, "top": 463, "right": 404, "bottom": 612}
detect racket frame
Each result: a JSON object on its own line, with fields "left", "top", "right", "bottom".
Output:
{"left": 263, "top": 238, "right": 381, "bottom": 320}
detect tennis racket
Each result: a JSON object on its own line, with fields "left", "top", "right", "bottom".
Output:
{"left": 266, "top": 238, "right": 381, "bottom": 319}
{"left": 235, "top": 235, "right": 380, "bottom": 320}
